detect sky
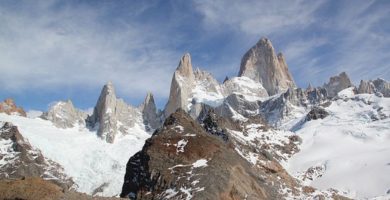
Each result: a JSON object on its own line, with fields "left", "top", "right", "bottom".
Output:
{"left": 0, "top": 0, "right": 389, "bottom": 111}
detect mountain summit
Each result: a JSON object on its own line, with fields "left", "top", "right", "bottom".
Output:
{"left": 164, "top": 53, "right": 196, "bottom": 117}
{"left": 238, "top": 37, "right": 296, "bottom": 96}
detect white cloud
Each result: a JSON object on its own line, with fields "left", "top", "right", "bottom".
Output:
{"left": 0, "top": 1, "right": 180, "bottom": 101}
{"left": 193, "top": 0, "right": 390, "bottom": 86}
{"left": 194, "top": 0, "right": 325, "bottom": 37}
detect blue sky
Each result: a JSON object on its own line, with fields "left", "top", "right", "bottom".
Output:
{"left": 0, "top": 0, "right": 389, "bottom": 111}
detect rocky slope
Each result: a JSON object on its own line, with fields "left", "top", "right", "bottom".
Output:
{"left": 0, "top": 122, "right": 73, "bottom": 189}
{"left": 120, "top": 110, "right": 348, "bottom": 200}
{"left": 286, "top": 88, "right": 390, "bottom": 199}
{"left": 238, "top": 37, "right": 296, "bottom": 96}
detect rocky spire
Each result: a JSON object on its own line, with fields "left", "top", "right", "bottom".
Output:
{"left": 176, "top": 53, "right": 194, "bottom": 80}
{"left": 89, "top": 81, "right": 118, "bottom": 143}
{"left": 323, "top": 72, "right": 353, "bottom": 97}
{"left": 238, "top": 37, "right": 296, "bottom": 96}
{"left": 140, "top": 92, "right": 160, "bottom": 130}
{"left": 164, "top": 53, "right": 195, "bottom": 117}
{"left": 357, "top": 80, "right": 376, "bottom": 94}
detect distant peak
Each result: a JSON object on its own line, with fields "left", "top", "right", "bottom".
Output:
{"left": 176, "top": 53, "right": 194, "bottom": 78}
{"left": 256, "top": 37, "right": 273, "bottom": 48}
{"left": 102, "top": 81, "right": 116, "bottom": 96}
{"left": 144, "top": 92, "right": 155, "bottom": 104}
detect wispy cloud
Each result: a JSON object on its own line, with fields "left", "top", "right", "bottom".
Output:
{"left": 0, "top": 0, "right": 389, "bottom": 110}
{"left": 193, "top": 0, "right": 390, "bottom": 86}
{"left": 0, "top": 1, "right": 180, "bottom": 103}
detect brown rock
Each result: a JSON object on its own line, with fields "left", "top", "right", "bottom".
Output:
{"left": 0, "top": 98, "right": 26, "bottom": 117}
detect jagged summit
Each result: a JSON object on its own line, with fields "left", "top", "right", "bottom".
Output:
{"left": 238, "top": 37, "right": 296, "bottom": 96}
{"left": 323, "top": 72, "right": 353, "bottom": 97}
{"left": 357, "top": 78, "right": 390, "bottom": 97}
{"left": 176, "top": 53, "right": 194, "bottom": 79}
{"left": 42, "top": 100, "right": 87, "bottom": 128}
{"left": 88, "top": 82, "right": 156, "bottom": 143}
{"left": 140, "top": 92, "right": 160, "bottom": 130}
{"left": 164, "top": 53, "right": 196, "bottom": 117}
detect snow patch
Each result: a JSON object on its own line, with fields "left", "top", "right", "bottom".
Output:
{"left": 192, "top": 159, "right": 208, "bottom": 168}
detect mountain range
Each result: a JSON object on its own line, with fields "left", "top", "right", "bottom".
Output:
{"left": 1, "top": 37, "right": 389, "bottom": 200}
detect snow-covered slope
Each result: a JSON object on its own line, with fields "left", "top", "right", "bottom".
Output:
{"left": 286, "top": 89, "right": 390, "bottom": 199}
{"left": 0, "top": 113, "right": 150, "bottom": 197}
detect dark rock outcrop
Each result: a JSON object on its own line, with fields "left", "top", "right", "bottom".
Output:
{"left": 121, "top": 110, "right": 289, "bottom": 199}
{"left": 305, "top": 107, "right": 329, "bottom": 121}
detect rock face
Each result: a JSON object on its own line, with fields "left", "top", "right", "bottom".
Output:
{"left": 164, "top": 53, "right": 196, "bottom": 117}
{"left": 358, "top": 80, "right": 376, "bottom": 95}
{"left": 323, "top": 72, "right": 353, "bottom": 98}
{"left": 238, "top": 37, "right": 296, "bottom": 96}
{"left": 0, "top": 122, "right": 72, "bottom": 189}
{"left": 120, "top": 110, "right": 288, "bottom": 199}
{"left": 88, "top": 82, "right": 147, "bottom": 143}
{"left": 356, "top": 78, "right": 390, "bottom": 97}
{"left": 140, "top": 93, "right": 160, "bottom": 130}
{"left": 41, "top": 100, "right": 87, "bottom": 128}
{"left": 0, "top": 98, "right": 26, "bottom": 117}
{"left": 372, "top": 78, "right": 390, "bottom": 97}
